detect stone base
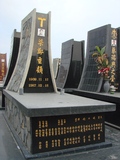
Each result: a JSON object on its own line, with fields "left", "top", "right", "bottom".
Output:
{"left": 3, "top": 114, "right": 113, "bottom": 159}
{"left": 3, "top": 89, "right": 115, "bottom": 155}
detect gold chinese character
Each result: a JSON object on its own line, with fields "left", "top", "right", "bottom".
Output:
{"left": 42, "top": 121, "right": 45, "bottom": 128}
{"left": 38, "top": 17, "right": 46, "bottom": 27}
{"left": 52, "top": 140, "right": 54, "bottom": 147}
{"left": 111, "top": 47, "right": 116, "bottom": 54}
{"left": 45, "top": 84, "right": 49, "bottom": 87}
{"left": 52, "top": 128, "right": 54, "bottom": 136}
{"left": 55, "top": 128, "right": 57, "bottom": 135}
{"left": 64, "top": 138, "right": 66, "bottom": 146}
{"left": 83, "top": 136, "right": 86, "bottom": 143}
{"left": 39, "top": 142, "right": 42, "bottom": 149}
{"left": 36, "top": 66, "right": 43, "bottom": 74}
{"left": 37, "top": 57, "right": 42, "bottom": 64}
{"left": 111, "top": 54, "right": 116, "bottom": 61}
{"left": 82, "top": 117, "right": 86, "bottom": 121}
{"left": 45, "top": 78, "right": 49, "bottom": 81}
{"left": 45, "top": 121, "right": 48, "bottom": 127}
{"left": 49, "top": 129, "right": 51, "bottom": 136}
{"left": 38, "top": 39, "right": 44, "bottom": 46}
{"left": 58, "top": 139, "right": 61, "bottom": 147}
{"left": 111, "top": 61, "right": 116, "bottom": 67}
{"left": 35, "top": 130, "right": 38, "bottom": 137}
{"left": 37, "top": 48, "right": 44, "bottom": 55}
{"left": 39, "top": 121, "right": 41, "bottom": 128}
{"left": 58, "top": 119, "right": 60, "bottom": 125}
{"left": 45, "top": 141, "right": 48, "bottom": 148}
{"left": 111, "top": 29, "right": 117, "bottom": 39}
{"left": 93, "top": 134, "right": 96, "bottom": 140}
{"left": 39, "top": 130, "right": 41, "bottom": 137}
{"left": 42, "top": 129, "right": 45, "bottom": 137}
{"left": 64, "top": 127, "right": 66, "bottom": 134}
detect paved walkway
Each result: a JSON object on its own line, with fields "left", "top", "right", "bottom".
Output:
{"left": 0, "top": 111, "right": 25, "bottom": 160}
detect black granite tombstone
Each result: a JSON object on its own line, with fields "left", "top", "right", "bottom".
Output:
{"left": 3, "top": 29, "right": 20, "bottom": 88}
{"left": 78, "top": 24, "right": 118, "bottom": 92}
{"left": 56, "top": 39, "right": 84, "bottom": 89}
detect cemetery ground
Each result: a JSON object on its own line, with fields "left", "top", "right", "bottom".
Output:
{"left": 0, "top": 92, "right": 120, "bottom": 160}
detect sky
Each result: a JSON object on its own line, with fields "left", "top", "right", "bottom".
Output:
{"left": 0, "top": 0, "right": 120, "bottom": 63}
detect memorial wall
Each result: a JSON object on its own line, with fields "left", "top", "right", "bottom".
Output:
{"left": 56, "top": 39, "right": 84, "bottom": 89}
{"left": 79, "top": 24, "right": 118, "bottom": 92}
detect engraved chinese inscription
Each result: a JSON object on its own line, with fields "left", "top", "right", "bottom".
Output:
{"left": 31, "top": 113, "right": 104, "bottom": 153}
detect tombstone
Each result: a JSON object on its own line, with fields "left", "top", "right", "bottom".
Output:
{"left": 56, "top": 39, "right": 84, "bottom": 90}
{"left": 3, "top": 10, "right": 116, "bottom": 158}
{"left": 53, "top": 58, "right": 60, "bottom": 80}
{"left": 6, "top": 9, "right": 57, "bottom": 93}
{"left": 78, "top": 24, "right": 118, "bottom": 92}
{"left": 0, "top": 53, "right": 7, "bottom": 82}
{"left": 3, "top": 29, "right": 20, "bottom": 88}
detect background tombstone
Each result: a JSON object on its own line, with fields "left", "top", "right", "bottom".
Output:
{"left": 6, "top": 9, "right": 57, "bottom": 93}
{"left": 53, "top": 58, "right": 61, "bottom": 80}
{"left": 78, "top": 24, "right": 118, "bottom": 92}
{"left": 3, "top": 29, "right": 20, "bottom": 88}
{"left": 56, "top": 39, "right": 84, "bottom": 89}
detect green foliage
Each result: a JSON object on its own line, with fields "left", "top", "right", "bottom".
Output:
{"left": 92, "top": 46, "right": 111, "bottom": 79}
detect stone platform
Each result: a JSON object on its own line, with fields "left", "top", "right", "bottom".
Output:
{"left": 1, "top": 110, "right": 120, "bottom": 160}
{"left": 3, "top": 89, "right": 116, "bottom": 159}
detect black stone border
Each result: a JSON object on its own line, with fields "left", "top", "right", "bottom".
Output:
{"left": 3, "top": 113, "right": 112, "bottom": 160}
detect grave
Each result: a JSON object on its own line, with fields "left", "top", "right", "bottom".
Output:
{"left": 3, "top": 9, "right": 116, "bottom": 159}
{"left": 78, "top": 24, "right": 118, "bottom": 92}
{"left": 56, "top": 39, "right": 84, "bottom": 90}
{"left": 3, "top": 29, "right": 20, "bottom": 88}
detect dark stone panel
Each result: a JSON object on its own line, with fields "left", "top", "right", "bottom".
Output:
{"left": 56, "top": 39, "right": 84, "bottom": 89}
{"left": 31, "top": 113, "right": 105, "bottom": 154}
{"left": 24, "top": 12, "right": 54, "bottom": 93}
{"left": 79, "top": 24, "right": 111, "bottom": 92}
{"left": 4, "top": 29, "right": 20, "bottom": 87}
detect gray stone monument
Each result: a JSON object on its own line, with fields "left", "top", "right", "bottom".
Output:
{"left": 6, "top": 9, "right": 57, "bottom": 93}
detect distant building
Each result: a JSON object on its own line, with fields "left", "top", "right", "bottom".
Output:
{"left": 0, "top": 53, "right": 7, "bottom": 81}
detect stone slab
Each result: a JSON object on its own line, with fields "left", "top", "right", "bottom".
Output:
{"left": 3, "top": 89, "right": 116, "bottom": 117}
{"left": 3, "top": 113, "right": 113, "bottom": 160}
